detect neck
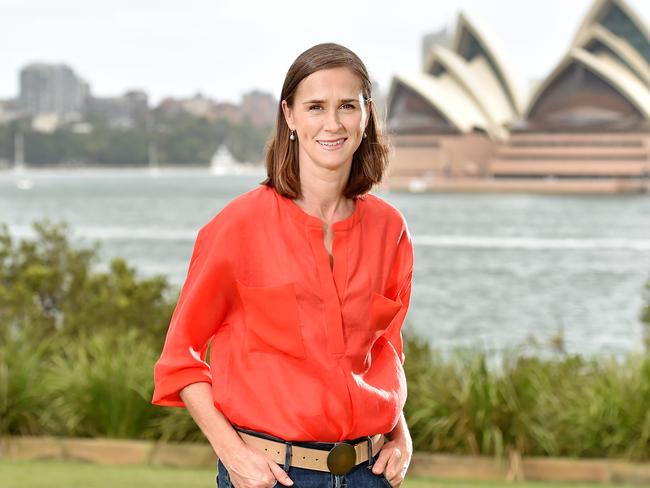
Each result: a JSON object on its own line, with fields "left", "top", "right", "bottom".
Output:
{"left": 295, "top": 160, "right": 352, "bottom": 224}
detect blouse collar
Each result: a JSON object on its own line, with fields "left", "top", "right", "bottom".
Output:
{"left": 268, "top": 185, "right": 365, "bottom": 231}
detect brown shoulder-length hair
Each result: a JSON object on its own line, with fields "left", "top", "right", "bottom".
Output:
{"left": 260, "top": 42, "right": 390, "bottom": 199}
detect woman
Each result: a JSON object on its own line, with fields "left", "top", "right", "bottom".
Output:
{"left": 152, "top": 43, "right": 415, "bottom": 488}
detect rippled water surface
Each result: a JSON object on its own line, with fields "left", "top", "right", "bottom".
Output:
{"left": 2, "top": 168, "right": 649, "bottom": 356}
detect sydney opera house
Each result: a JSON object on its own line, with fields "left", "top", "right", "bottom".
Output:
{"left": 386, "top": 0, "right": 650, "bottom": 192}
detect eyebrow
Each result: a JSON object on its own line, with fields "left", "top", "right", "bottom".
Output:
{"left": 302, "top": 98, "right": 359, "bottom": 104}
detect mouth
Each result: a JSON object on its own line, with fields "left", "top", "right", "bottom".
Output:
{"left": 317, "top": 138, "right": 347, "bottom": 150}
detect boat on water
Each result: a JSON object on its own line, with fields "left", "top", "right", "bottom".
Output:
{"left": 209, "top": 145, "right": 264, "bottom": 176}
{"left": 148, "top": 141, "right": 160, "bottom": 177}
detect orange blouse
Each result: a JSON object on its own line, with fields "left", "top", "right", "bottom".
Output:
{"left": 152, "top": 184, "right": 414, "bottom": 442}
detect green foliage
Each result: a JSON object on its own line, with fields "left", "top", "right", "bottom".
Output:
{"left": 90, "top": 127, "right": 150, "bottom": 165}
{"left": 0, "top": 219, "right": 199, "bottom": 440}
{"left": 404, "top": 332, "right": 650, "bottom": 461}
{"left": 0, "top": 220, "right": 97, "bottom": 341}
{"left": 155, "top": 113, "right": 226, "bottom": 165}
{"left": 0, "top": 113, "right": 272, "bottom": 166}
{"left": 0, "top": 220, "right": 175, "bottom": 346}
{"left": 44, "top": 329, "right": 162, "bottom": 439}
{"left": 0, "top": 333, "right": 58, "bottom": 435}
{"left": 148, "top": 404, "right": 209, "bottom": 444}
{"left": 226, "top": 118, "right": 272, "bottom": 163}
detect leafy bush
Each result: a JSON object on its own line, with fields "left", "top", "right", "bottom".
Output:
{"left": 0, "top": 219, "right": 175, "bottom": 347}
{"left": 0, "top": 219, "right": 187, "bottom": 439}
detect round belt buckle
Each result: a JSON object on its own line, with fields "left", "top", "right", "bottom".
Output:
{"left": 327, "top": 442, "right": 356, "bottom": 475}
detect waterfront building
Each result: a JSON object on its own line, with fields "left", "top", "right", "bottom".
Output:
{"left": 155, "top": 90, "right": 277, "bottom": 127}
{"left": 178, "top": 92, "right": 218, "bottom": 121}
{"left": 240, "top": 90, "right": 277, "bottom": 127}
{"left": 387, "top": 0, "right": 650, "bottom": 193}
{"left": 85, "top": 90, "right": 149, "bottom": 129}
{"left": 19, "top": 63, "right": 90, "bottom": 120}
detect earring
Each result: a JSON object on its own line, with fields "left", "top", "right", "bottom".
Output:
{"left": 289, "top": 130, "right": 295, "bottom": 141}
{"left": 363, "top": 132, "right": 367, "bottom": 139}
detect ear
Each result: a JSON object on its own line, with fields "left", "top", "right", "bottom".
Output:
{"left": 281, "top": 99, "right": 294, "bottom": 131}
{"left": 364, "top": 99, "right": 373, "bottom": 131}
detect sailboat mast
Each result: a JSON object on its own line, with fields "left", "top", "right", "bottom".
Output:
{"left": 14, "top": 131, "right": 25, "bottom": 169}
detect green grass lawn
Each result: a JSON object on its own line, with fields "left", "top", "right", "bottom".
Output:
{"left": 0, "top": 460, "right": 643, "bottom": 488}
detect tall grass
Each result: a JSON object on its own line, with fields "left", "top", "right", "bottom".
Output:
{"left": 43, "top": 330, "right": 162, "bottom": 439}
{"left": 0, "top": 333, "right": 57, "bottom": 435}
{"left": 403, "top": 332, "right": 650, "bottom": 460}
{"left": 2, "top": 324, "right": 650, "bottom": 460}
{"left": 0, "top": 328, "right": 203, "bottom": 441}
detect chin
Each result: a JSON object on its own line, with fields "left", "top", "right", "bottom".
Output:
{"left": 323, "top": 154, "right": 353, "bottom": 166}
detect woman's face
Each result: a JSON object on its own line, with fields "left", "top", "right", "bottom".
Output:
{"left": 282, "top": 67, "right": 370, "bottom": 176}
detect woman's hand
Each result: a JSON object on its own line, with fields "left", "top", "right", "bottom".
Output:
{"left": 220, "top": 443, "right": 294, "bottom": 488}
{"left": 370, "top": 436, "right": 412, "bottom": 488}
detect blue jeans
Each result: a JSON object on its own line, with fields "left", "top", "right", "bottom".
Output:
{"left": 217, "top": 448, "right": 391, "bottom": 488}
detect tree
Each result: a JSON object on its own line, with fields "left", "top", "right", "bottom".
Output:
{"left": 0, "top": 219, "right": 176, "bottom": 347}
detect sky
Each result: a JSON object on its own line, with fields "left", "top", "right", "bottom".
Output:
{"left": 4, "top": 0, "right": 650, "bottom": 106}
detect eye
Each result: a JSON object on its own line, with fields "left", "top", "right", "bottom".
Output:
{"left": 341, "top": 103, "right": 356, "bottom": 110}
{"left": 308, "top": 104, "right": 323, "bottom": 111}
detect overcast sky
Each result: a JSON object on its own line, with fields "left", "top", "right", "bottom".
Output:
{"left": 4, "top": 0, "right": 650, "bottom": 105}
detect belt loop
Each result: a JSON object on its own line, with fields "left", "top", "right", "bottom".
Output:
{"left": 283, "top": 442, "right": 292, "bottom": 471}
{"left": 366, "top": 436, "right": 374, "bottom": 468}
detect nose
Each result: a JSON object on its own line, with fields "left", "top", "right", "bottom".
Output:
{"left": 324, "top": 108, "right": 343, "bottom": 132}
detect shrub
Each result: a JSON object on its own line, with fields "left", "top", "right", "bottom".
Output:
{"left": 403, "top": 331, "right": 650, "bottom": 460}
{"left": 0, "top": 219, "right": 175, "bottom": 347}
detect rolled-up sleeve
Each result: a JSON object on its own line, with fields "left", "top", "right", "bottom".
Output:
{"left": 152, "top": 220, "right": 234, "bottom": 407}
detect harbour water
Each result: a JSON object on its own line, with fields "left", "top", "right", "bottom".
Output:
{"left": 1, "top": 167, "right": 649, "bottom": 357}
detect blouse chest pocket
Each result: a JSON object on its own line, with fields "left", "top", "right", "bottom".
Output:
{"left": 235, "top": 279, "right": 306, "bottom": 359}
{"left": 369, "top": 291, "right": 402, "bottom": 334}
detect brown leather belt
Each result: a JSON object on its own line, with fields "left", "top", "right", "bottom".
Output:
{"left": 234, "top": 427, "right": 385, "bottom": 475}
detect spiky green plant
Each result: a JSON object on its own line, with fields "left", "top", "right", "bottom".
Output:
{"left": 0, "top": 333, "right": 60, "bottom": 435}
{"left": 43, "top": 329, "right": 162, "bottom": 439}
{"left": 403, "top": 332, "right": 650, "bottom": 461}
